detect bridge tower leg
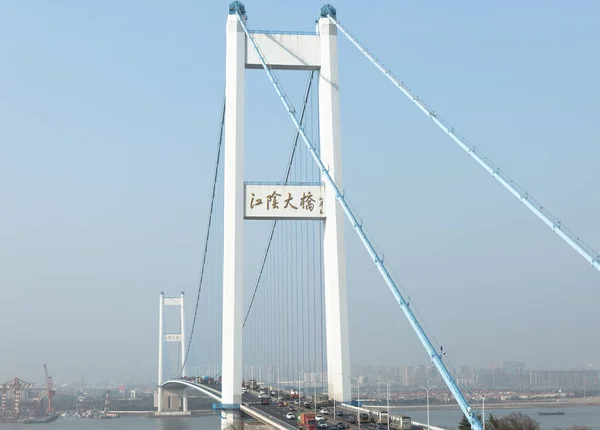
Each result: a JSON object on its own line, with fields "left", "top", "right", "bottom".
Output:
{"left": 180, "top": 291, "right": 188, "bottom": 412}
{"left": 222, "top": 4, "right": 246, "bottom": 428}
{"left": 157, "top": 291, "right": 165, "bottom": 413}
{"left": 156, "top": 292, "right": 189, "bottom": 416}
{"left": 317, "top": 11, "right": 352, "bottom": 403}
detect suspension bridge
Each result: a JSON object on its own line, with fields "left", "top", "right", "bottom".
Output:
{"left": 153, "top": 3, "right": 599, "bottom": 429}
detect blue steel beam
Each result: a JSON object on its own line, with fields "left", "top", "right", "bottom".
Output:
{"left": 327, "top": 14, "right": 600, "bottom": 273}
{"left": 234, "top": 12, "right": 484, "bottom": 430}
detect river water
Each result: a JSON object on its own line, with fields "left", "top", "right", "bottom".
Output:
{"left": 0, "top": 415, "right": 220, "bottom": 430}
{"left": 398, "top": 405, "right": 600, "bottom": 430}
{"left": 1, "top": 407, "right": 599, "bottom": 430}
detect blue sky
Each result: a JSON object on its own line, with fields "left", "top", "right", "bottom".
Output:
{"left": 1, "top": 1, "right": 599, "bottom": 383}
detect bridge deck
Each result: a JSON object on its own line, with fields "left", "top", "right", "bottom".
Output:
{"left": 161, "top": 380, "right": 444, "bottom": 430}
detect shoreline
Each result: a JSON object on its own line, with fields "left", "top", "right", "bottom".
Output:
{"left": 387, "top": 397, "right": 600, "bottom": 411}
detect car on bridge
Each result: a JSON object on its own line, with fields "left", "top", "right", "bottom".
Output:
{"left": 286, "top": 412, "right": 296, "bottom": 420}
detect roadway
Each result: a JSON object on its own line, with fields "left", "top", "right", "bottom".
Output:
{"left": 194, "top": 382, "right": 389, "bottom": 430}
{"left": 248, "top": 396, "right": 388, "bottom": 430}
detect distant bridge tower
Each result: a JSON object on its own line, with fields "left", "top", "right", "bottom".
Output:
{"left": 222, "top": 2, "right": 351, "bottom": 426}
{"left": 157, "top": 291, "right": 189, "bottom": 414}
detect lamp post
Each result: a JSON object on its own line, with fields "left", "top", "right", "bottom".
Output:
{"left": 349, "top": 376, "right": 365, "bottom": 429}
{"left": 298, "top": 370, "right": 305, "bottom": 404}
{"left": 379, "top": 380, "right": 394, "bottom": 430}
{"left": 313, "top": 372, "right": 324, "bottom": 414}
{"left": 249, "top": 365, "right": 255, "bottom": 384}
{"left": 417, "top": 384, "right": 437, "bottom": 430}
{"left": 314, "top": 373, "right": 317, "bottom": 414}
{"left": 276, "top": 367, "right": 284, "bottom": 400}
{"left": 474, "top": 393, "right": 493, "bottom": 430}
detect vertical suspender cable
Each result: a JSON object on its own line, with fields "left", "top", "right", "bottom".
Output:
{"left": 242, "top": 71, "right": 316, "bottom": 327}
{"left": 179, "top": 94, "right": 226, "bottom": 377}
{"left": 237, "top": 14, "right": 484, "bottom": 430}
{"left": 327, "top": 15, "right": 600, "bottom": 273}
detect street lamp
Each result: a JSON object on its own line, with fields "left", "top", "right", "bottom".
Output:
{"left": 379, "top": 380, "right": 395, "bottom": 430}
{"left": 249, "top": 365, "right": 256, "bottom": 384}
{"left": 313, "top": 372, "right": 325, "bottom": 414}
{"left": 267, "top": 366, "right": 275, "bottom": 392}
{"left": 314, "top": 373, "right": 317, "bottom": 414}
{"left": 348, "top": 375, "right": 366, "bottom": 429}
{"left": 275, "top": 367, "right": 284, "bottom": 400}
{"left": 474, "top": 393, "right": 494, "bottom": 430}
{"left": 417, "top": 384, "right": 437, "bottom": 430}
{"left": 298, "top": 370, "right": 305, "bottom": 404}
{"left": 333, "top": 397, "right": 336, "bottom": 419}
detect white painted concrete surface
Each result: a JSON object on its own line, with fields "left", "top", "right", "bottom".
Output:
{"left": 317, "top": 16, "right": 352, "bottom": 403}
{"left": 245, "top": 33, "right": 320, "bottom": 70}
{"left": 222, "top": 11, "right": 246, "bottom": 429}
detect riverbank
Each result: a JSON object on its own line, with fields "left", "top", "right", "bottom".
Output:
{"left": 390, "top": 396, "right": 600, "bottom": 411}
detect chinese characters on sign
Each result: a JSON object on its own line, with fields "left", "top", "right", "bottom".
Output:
{"left": 164, "top": 334, "right": 183, "bottom": 342}
{"left": 245, "top": 184, "right": 326, "bottom": 220}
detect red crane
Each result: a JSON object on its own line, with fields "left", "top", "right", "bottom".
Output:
{"left": 44, "top": 364, "right": 55, "bottom": 415}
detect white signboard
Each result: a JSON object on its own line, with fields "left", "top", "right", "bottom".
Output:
{"left": 244, "top": 183, "right": 326, "bottom": 220}
{"left": 163, "top": 297, "right": 182, "bottom": 306}
{"left": 164, "top": 334, "right": 183, "bottom": 342}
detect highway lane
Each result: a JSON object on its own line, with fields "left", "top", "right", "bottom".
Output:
{"left": 242, "top": 391, "right": 298, "bottom": 429}
{"left": 185, "top": 383, "right": 297, "bottom": 429}
{"left": 187, "top": 381, "right": 388, "bottom": 430}
{"left": 244, "top": 391, "right": 377, "bottom": 430}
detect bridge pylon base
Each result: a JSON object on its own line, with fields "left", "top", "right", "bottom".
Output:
{"left": 154, "top": 411, "right": 192, "bottom": 417}
{"left": 221, "top": 409, "right": 243, "bottom": 430}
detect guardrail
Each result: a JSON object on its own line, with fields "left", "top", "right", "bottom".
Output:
{"left": 339, "top": 402, "right": 446, "bottom": 430}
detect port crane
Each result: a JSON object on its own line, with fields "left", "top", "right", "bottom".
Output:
{"left": 0, "top": 378, "right": 33, "bottom": 418}
{"left": 44, "top": 364, "right": 55, "bottom": 415}
{"left": 103, "top": 390, "right": 111, "bottom": 413}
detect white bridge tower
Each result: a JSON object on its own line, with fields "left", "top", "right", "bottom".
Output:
{"left": 156, "top": 291, "right": 189, "bottom": 415}
{"left": 222, "top": 2, "right": 351, "bottom": 426}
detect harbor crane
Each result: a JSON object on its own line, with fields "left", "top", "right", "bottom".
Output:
{"left": 44, "top": 364, "right": 55, "bottom": 415}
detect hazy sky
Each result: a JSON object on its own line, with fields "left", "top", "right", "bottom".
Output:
{"left": 1, "top": 1, "right": 599, "bottom": 385}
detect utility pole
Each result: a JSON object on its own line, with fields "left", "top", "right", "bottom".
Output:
{"left": 418, "top": 384, "right": 437, "bottom": 430}
{"left": 349, "top": 376, "right": 365, "bottom": 429}
{"left": 474, "top": 393, "right": 493, "bottom": 430}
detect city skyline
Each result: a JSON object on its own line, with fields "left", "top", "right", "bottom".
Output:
{"left": 6, "top": 360, "right": 600, "bottom": 390}
{"left": 1, "top": 1, "right": 599, "bottom": 384}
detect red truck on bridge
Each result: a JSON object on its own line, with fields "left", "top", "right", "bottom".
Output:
{"left": 297, "top": 412, "right": 317, "bottom": 430}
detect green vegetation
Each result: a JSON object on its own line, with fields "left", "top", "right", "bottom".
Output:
{"left": 458, "top": 412, "right": 539, "bottom": 430}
